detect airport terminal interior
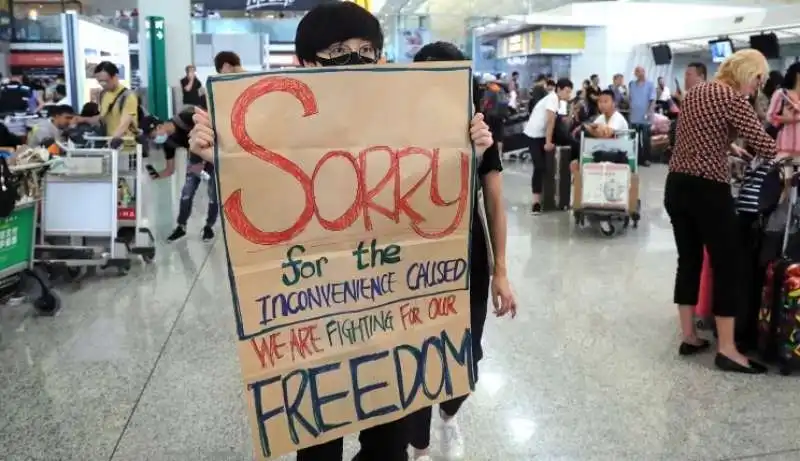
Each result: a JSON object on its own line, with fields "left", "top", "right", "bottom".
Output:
{"left": 6, "top": 0, "right": 800, "bottom": 460}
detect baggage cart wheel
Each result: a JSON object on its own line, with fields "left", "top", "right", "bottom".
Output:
{"left": 574, "top": 212, "right": 583, "bottom": 227}
{"left": 140, "top": 248, "right": 156, "bottom": 263}
{"left": 780, "top": 366, "right": 792, "bottom": 376}
{"left": 34, "top": 290, "right": 61, "bottom": 316}
{"left": 118, "top": 260, "right": 132, "bottom": 276}
{"left": 623, "top": 217, "right": 630, "bottom": 229}
{"left": 599, "top": 221, "right": 616, "bottom": 237}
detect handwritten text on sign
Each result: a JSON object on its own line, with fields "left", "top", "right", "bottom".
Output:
{"left": 208, "top": 63, "right": 475, "bottom": 459}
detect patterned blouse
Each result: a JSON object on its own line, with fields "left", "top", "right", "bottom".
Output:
{"left": 669, "top": 81, "right": 777, "bottom": 183}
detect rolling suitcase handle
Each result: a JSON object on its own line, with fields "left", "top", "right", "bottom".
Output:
{"left": 781, "top": 171, "right": 800, "bottom": 256}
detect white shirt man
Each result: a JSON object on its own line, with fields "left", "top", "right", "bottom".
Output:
{"left": 524, "top": 91, "right": 559, "bottom": 139}
{"left": 593, "top": 110, "right": 629, "bottom": 132}
{"left": 523, "top": 78, "right": 574, "bottom": 215}
{"left": 586, "top": 90, "right": 629, "bottom": 138}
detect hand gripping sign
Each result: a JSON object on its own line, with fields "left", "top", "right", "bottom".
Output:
{"left": 206, "top": 62, "right": 476, "bottom": 459}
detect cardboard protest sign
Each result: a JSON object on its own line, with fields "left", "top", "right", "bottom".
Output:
{"left": 206, "top": 62, "right": 476, "bottom": 460}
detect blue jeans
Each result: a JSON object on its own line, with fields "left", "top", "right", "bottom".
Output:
{"left": 177, "top": 167, "right": 218, "bottom": 227}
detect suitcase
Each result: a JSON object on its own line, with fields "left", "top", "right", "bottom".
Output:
{"left": 695, "top": 247, "right": 714, "bottom": 330}
{"left": 758, "top": 175, "right": 800, "bottom": 375}
{"left": 542, "top": 146, "right": 572, "bottom": 211}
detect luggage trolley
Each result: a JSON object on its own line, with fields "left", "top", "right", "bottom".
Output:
{"left": 572, "top": 130, "right": 642, "bottom": 236}
{"left": 0, "top": 162, "right": 62, "bottom": 314}
{"left": 83, "top": 136, "right": 156, "bottom": 263}
{"left": 38, "top": 148, "right": 131, "bottom": 275}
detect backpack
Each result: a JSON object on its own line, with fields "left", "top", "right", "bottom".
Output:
{"left": 99, "top": 88, "right": 148, "bottom": 134}
{"left": 0, "top": 154, "right": 19, "bottom": 219}
{"left": 481, "top": 83, "right": 510, "bottom": 118}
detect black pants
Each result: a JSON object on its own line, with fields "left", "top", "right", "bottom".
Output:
{"left": 406, "top": 220, "right": 490, "bottom": 450}
{"left": 664, "top": 172, "right": 745, "bottom": 317}
{"left": 296, "top": 418, "right": 408, "bottom": 461}
{"left": 737, "top": 212, "right": 764, "bottom": 346}
{"left": 528, "top": 136, "right": 546, "bottom": 194}
{"left": 632, "top": 123, "right": 651, "bottom": 164}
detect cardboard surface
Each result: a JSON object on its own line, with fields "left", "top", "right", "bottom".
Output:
{"left": 206, "top": 62, "right": 476, "bottom": 460}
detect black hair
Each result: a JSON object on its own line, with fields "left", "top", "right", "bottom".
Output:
{"left": 546, "top": 79, "right": 556, "bottom": 87}
{"left": 295, "top": 2, "right": 383, "bottom": 65}
{"left": 512, "top": 71, "right": 519, "bottom": 77}
{"left": 80, "top": 101, "right": 100, "bottom": 117}
{"left": 535, "top": 73, "right": 547, "bottom": 82}
{"left": 764, "top": 70, "right": 784, "bottom": 99}
{"left": 55, "top": 84, "right": 66, "bottom": 97}
{"left": 556, "top": 78, "right": 574, "bottom": 90}
{"left": 599, "top": 89, "right": 615, "bottom": 99}
{"left": 49, "top": 104, "right": 75, "bottom": 117}
{"left": 590, "top": 74, "right": 598, "bottom": 80}
{"left": 686, "top": 62, "right": 707, "bottom": 80}
{"left": 783, "top": 63, "right": 800, "bottom": 91}
{"left": 411, "top": 42, "right": 480, "bottom": 109}
{"left": 94, "top": 61, "right": 119, "bottom": 76}
{"left": 413, "top": 41, "right": 465, "bottom": 62}
{"left": 214, "top": 51, "right": 241, "bottom": 72}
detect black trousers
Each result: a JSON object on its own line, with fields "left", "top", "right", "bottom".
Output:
{"left": 632, "top": 123, "right": 651, "bottom": 164}
{"left": 664, "top": 172, "right": 745, "bottom": 317}
{"left": 736, "top": 212, "right": 764, "bottom": 346}
{"left": 528, "top": 136, "right": 546, "bottom": 194}
{"left": 406, "top": 223, "right": 490, "bottom": 450}
{"left": 295, "top": 418, "right": 408, "bottom": 461}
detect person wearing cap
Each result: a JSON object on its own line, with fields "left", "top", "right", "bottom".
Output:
{"left": 144, "top": 108, "right": 218, "bottom": 243}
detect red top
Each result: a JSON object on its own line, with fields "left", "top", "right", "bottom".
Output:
{"left": 670, "top": 81, "right": 776, "bottom": 183}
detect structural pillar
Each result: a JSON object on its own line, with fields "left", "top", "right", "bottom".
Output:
{"left": 137, "top": 0, "right": 192, "bottom": 107}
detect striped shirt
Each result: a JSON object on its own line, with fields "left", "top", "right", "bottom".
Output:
{"left": 735, "top": 161, "right": 772, "bottom": 214}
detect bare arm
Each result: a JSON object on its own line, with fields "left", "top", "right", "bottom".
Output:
{"left": 545, "top": 110, "right": 556, "bottom": 144}
{"left": 483, "top": 171, "right": 507, "bottom": 277}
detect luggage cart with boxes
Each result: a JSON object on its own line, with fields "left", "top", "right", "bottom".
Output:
{"left": 572, "top": 130, "right": 642, "bottom": 237}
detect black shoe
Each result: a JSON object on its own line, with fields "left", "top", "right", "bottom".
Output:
{"left": 202, "top": 226, "right": 215, "bottom": 242}
{"left": 531, "top": 203, "right": 542, "bottom": 215}
{"left": 167, "top": 226, "right": 186, "bottom": 242}
{"left": 714, "top": 353, "right": 768, "bottom": 374}
{"left": 678, "top": 339, "right": 711, "bottom": 356}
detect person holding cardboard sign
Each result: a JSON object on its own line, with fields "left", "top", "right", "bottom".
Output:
{"left": 406, "top": 41, "right": 516, "bottom": 461}
{"left": 189, "top": 3, "right": 499, "bottom": 461}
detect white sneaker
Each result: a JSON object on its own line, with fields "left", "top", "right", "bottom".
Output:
{"left": 438, "top": 414, "right": 465, "bottom": 459}
{"left": 415, "top": 456, "right": 433, "bottom": 461}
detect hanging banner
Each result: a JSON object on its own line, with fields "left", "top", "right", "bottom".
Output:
{"left": 206, "top": 62, "right": 476, "bottom": 460}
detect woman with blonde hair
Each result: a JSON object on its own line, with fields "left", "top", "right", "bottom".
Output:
{"left": 665, "top": 48, "right": 776, "bottom": 374}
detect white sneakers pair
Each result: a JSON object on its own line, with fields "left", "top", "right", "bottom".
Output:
{"left": 414, "top": 411, "right": 465, "bottom": 461}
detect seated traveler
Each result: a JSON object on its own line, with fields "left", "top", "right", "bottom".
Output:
{"left": 586, "top": 89, "right": 629, "bottom": 138}
{"left": 27, "top": 104, "right": 74, "bottom": 147}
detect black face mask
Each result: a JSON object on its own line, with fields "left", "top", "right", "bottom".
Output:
{"left": 316, "top": 52, "right": 377, "bottom": 67}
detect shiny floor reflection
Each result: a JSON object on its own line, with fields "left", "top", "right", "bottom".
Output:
{"left": 2, "top": 164, "right": 800, "bottom": 461}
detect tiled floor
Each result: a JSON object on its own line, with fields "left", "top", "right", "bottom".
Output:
{"left": 2, "top": 163, "right": 800, "bottom": 461}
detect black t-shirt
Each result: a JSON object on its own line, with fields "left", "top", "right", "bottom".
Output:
{"left": 529, "top": 85, "right": 548, "bottom": 112}
{"left": 585, "top": 85, "right": 601, "bottom": 115}
{"left": 181, "top": 77, "right": 203, "bottom": 106}
{"left": 162, "top": 110, "right": 211, "bottom": 171}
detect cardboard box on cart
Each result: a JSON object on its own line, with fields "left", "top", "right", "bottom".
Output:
{"left": 572, "top": 168, "right": 639, "bottom": 212}
{"left": 572, "top": 132, "right": 639, "bottom": 212}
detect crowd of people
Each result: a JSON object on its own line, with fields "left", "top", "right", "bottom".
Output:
{"left": 3, "top": 0, "right": 796, "bottom": 456}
